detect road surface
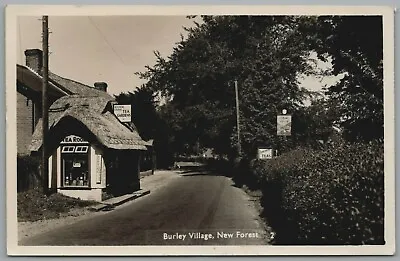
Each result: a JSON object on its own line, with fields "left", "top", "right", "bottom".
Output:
{"left": 19, "top": 169, "right": 269, "bottom": 246}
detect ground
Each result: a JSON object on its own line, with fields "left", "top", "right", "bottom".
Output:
{"left": 18, "top": 169, "right": 272, "bottom": 245}
{"left": 18, "top": 170, "right": 179, "bottom": 241}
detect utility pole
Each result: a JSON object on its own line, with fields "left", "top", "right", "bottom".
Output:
{"left": 42, "top": 16, "right": 49, "bottom": 194}
{"left": 234, "top": 80, "right": 241, "bottom": 156}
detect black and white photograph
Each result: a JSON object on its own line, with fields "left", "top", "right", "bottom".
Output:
{"left": 5, "top": 5, "right": 395, "bottom": 256}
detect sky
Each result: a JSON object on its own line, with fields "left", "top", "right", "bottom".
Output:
{"left": 16, "top": 16, "right": 340, "bottom": 96}
{"left": 17, "top": 16, "right": 199, "bottom": 95}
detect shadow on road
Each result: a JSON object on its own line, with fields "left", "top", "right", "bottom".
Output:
{"left": 177, "top": 165, "right": 233, "bottom": 178}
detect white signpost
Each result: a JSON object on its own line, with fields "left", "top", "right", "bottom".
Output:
{"left": 113, "top": 104, "right": 132, "bottom": 123}
{"left": 277, "top": 115, "right": 292, "bottom": 136}
{"left": 258, "top": 148, "right": 273, "bottom": 160}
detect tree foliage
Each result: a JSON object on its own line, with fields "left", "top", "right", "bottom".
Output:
{"left": 137, "top": 16, "right": 321, "bottom": 158}
{"left": 133, "top": 15, "right": 383, "bottom": 161}
{"left": 312, "top": 16, "right": 383, "bottom": 141}
{"left": 115, "top": 87, "right": 175, "bottom": 168}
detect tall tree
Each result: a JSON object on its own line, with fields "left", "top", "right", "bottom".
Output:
{"left": 312, "top": 16, "right": 383, "bottom": 141}
{"left": 137, "top": 16, "right": 318, "bottom": 159}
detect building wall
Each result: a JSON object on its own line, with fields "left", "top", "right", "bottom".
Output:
{"left": 17, "top": 92, "right": 34, "bottom": 155}
{"left": 58, "top": 188, "right": 102, "bottom": 202}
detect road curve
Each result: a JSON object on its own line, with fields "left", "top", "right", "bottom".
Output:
{"left": 19, "top": 169, "right": 269, "bottom": 246}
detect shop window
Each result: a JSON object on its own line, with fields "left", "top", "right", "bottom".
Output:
{"left": 61, "top": 145, "right": 90, "bottom": 187}
{"left": 75, "top": 146, "right": 88, "bottom": 153}
{"left": 61, "top": 146, "right": 75, "bottom": 153}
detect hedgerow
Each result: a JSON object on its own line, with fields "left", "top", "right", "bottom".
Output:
{"left": 17, "top": 155, "right": 41, "bottom": 192}
{"left": 247, "top": 141, "right": 384, "bottom": 245}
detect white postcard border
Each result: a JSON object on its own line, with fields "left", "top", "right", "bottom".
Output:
{"left": 5, "top": 5, "right": 395, "bottom": 256}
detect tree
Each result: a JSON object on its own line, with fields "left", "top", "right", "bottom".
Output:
{"left": 137, "top": 16, "right": 319, "bottom": 159}
{"left": 311, "top": 16, "right": 383, "bottom": 141}
{"left": 115, "top": 86, "right": 159, "bottom": 141}
{"left": 115, "top": 87, "right": 175, "bottom": 168}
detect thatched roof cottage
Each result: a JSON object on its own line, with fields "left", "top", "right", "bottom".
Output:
{"left": 17, "top": 49, "right": 149, "bottom": 201}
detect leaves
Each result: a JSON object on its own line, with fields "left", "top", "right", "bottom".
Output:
{"left": 313, "top": 16, "right": 383, "bottom": 141}
{"left": 136, "top": 16, "right": 322, "bottom": 158}
{"left": 250, "top": 140, "right": 384, "bottom": 244}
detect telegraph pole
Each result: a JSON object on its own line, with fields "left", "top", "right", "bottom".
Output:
{"left": 42, "top": 16, "right": 49, "bottom": 194}
{"left": 234, "top": 80, "right": 241, "bottom": 156}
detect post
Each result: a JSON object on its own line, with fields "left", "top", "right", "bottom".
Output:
{"left": 234, "top": 80, "right": 241, "bottom": 156}
{"left": 42, "top": 16, "right": 49, "bottom": 194}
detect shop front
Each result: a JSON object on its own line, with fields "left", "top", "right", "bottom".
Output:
{"left": 31, "top": 94, "right": 148, "bottom": 202}
{"left": 48, "top": 134, "right": 107, "bottom": 201}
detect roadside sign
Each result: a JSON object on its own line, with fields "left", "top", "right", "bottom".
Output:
{"left": 258, "top": 148, "right": 273, "bottom": 159}
{"left": 113, "top": 104, "right": 131, "bottom": 122}
{"left": 277, "top": 115, "right": 292, "bottom": 136}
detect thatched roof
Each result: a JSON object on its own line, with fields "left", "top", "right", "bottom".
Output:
{"left": 144, "top": 139, "right": 154, "bottom": 147}
{"left": 30, "top": 95, "right": 148, "bottom": 151}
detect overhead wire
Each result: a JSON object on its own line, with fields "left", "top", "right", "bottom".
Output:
{"left": 87, "top": 16, "right": 126, "bottom": 66}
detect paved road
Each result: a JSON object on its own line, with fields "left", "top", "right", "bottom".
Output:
{"left": 19, "top": 169, "right": 268, "bottom": 246}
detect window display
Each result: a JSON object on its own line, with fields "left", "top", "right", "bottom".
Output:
{"left": 61, "top": 145, "right": 89, "bottom": 187}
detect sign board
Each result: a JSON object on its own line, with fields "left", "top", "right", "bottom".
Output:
{"left": 113, "top": 104, "right": 132, "bottom": 123}
{"left": 73, "top": 162, "right": 82, "bottom": 168}
{"left": 277, "top": 115, "right": 292, "bottom": 136}
{"left": 258, "top": 148, "right": 273, "bottom": 160}
{"left": 61, "top": 135, "right": 88, "bottom": 144}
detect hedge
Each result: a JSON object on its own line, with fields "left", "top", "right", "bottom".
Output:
{"left": 246, "top": 141, "right": 384, "bottom": 245}
{"left": 17, "top": 155, "right": 41, "bottom": 192}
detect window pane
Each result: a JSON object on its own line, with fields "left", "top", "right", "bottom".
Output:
{"left": 74, "top": 146, "right": 88, "bottom": 153}
{"left": 62, "top": 146, "right": 75, "bottom": 153}
{"left": 63, "top": 154, "right": 89, "bottom": 187}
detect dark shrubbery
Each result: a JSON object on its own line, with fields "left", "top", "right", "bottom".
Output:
{"left": 17, "top": 188, "right": 98, "bottom": 222}
{"left": 17, "top": 155, "right": 41, "bottom": 192}
{"left": 243, "top": 141, "right": 384, "bottom": 245}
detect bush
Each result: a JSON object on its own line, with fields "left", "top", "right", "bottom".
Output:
{"left": 17, "top": 188, "right": 98, "bottom": 222}
{"left": 249, "top": 141, "right": 384, "bottom": 245}
{"left": 17, "top": 155, "right": 41, "bottom": 192}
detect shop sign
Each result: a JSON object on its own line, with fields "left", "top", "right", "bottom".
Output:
{"left": 277, "top": 115, "right": 292, "bottom": 136}
{"left": 61, "top": 135, "right": 88, "bottom": 144}
{"left": 258, "top": 148, "right": 273, "bottom": 160}
{"left": 114, "top": 104, "right": 131, "bottom": 122}
{"left": 73, "top": 162, "right": 82, "bottom": 168}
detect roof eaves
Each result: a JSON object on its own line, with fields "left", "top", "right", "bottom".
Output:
{"left": 17, "top": 64, "right": 71, "bottom": 96}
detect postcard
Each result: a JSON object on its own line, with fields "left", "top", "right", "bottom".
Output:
{"left": 5, "top": 5, "right": 395, "bottom": 256}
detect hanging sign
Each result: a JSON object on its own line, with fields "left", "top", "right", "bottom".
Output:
{"left": 277, "top": 115, "right": 292, "bottom": 136}
{"left": 61, "top": 135, "right": 88, "bottom": 144}
{"left": 258, "top": 148, "right": 273, "bottom": 160}
{"left": 113, "top": 104, "right": 131, "bottom": 122}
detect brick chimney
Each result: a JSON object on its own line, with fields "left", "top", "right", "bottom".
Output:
{"left": 24, "top": 49, "right": 43, "bottom": 73}
{"left": 94, "top": 82, "right": 108, "bottom": 92}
